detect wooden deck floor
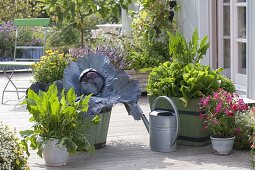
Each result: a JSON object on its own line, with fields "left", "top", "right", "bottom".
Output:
{"left": 0, "top": 72, "right": 253, "bottom": 170}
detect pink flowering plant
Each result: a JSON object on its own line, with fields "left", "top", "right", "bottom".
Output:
{"left": 199, "top": 89, "right": 248, "bottom": 138}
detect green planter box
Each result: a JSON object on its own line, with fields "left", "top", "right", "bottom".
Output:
{"left": 148, "top": 96, "right": 211, "bottom": 146}
{"left": 82, "top": 109, "right": 111, "bottom": 149}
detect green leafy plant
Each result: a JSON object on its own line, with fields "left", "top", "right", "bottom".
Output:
{"left": 127, "top": 0, "right": 178, "bottom": 69}
{"left": 20, "top": 83, "right": 100, "bottom": 157}
{"left": 31, "top": 50, "right": 72, "bottom": 83}
{"left": 147, "top": 61, "right": 223, "bottom": 106}
{"left": 126, "top": 40, "right": 168, "bottom": 69}
{"left": 168, "top": 29, "right": 210, "bottom": 65}
{"left": 0, "top": 122, "right": 29, "bottom": 170}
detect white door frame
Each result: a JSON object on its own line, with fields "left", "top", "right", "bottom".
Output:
{"left": 247, "top": 0, "right": 255, "bottom": 99}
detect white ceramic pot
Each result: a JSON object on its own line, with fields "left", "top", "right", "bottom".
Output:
{"left": 210, "top": 136, "right": 235, "bottom": 155}
{"left": 42, "top": 138, "right": 69, "bottom": 166}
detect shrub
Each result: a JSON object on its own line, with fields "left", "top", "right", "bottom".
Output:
{"left": 0, "top": 122, "right": 28, "bottom": 170}
{"left": 32, "top": 50, "right": 72, "bottom": 83}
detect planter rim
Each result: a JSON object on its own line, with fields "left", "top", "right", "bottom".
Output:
{"left": 210, "top": 136, "right": 235, "bottom": 140}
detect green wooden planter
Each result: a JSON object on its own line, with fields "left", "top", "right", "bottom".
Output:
{"left": 82, "top": 109, "right": 111, "bottom": 149}
{"left": 148, "top": 96, "right": 211, "bottom": 146}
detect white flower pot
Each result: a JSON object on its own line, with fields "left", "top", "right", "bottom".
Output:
{"left": 210, "top": 136, "right": 235, "bottom": 155}
{"left": 42, "top": 138, "right": 69, "bottom": 166}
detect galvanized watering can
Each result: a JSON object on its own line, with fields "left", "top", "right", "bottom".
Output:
{"left": 141, "top": 96, "right": 179, "bottom": 152}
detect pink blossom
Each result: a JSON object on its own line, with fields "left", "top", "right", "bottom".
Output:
{"left": 213, "top": 92, "right": 220, "bottom": 99}
{"left": 200, "top": 96, "right": 210, "bottom": 106}
{"left": 222, "top": 91, "right": 228, "bottom": 97}
{"left": 226, "top": 95, "right": 233, "bottom": 104}
{"left": 215, "top": 102, "right": 222, "bottom": 113}
{"left": 230, "top": 104, "right": 239, "bottom": 111}
{"left": 224, "top": 109, "right": 234, "bottom": 116}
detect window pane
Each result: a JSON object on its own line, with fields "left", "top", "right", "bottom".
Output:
{"left": 238, "top": 7, "right": 246, "bottom": 39}
{"left": 224, "top": 40, "right": 231, "bottom": 69}
{"left": 224, "top": 6, "right": 230, "bottom": 36}
{"left": 238, "top": 43, "right": 246, "bottom": 74}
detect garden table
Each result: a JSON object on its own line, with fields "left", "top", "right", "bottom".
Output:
{"left": 0, "top": 61, "right": 34, "bottom": 104}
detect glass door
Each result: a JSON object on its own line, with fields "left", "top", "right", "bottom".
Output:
{"left": 217, "top": 0, "right": 247, "bottom": 93}
{"left": 232, "top": 0, "right": 247, "bottom": 91}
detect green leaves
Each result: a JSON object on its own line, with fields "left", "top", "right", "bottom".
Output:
{"left": 168, "top": 29, "right": 210, "bottom": 65}
{"left": 147, "top": 61, "right": 223, "bottom": 106}
{"left": 20, "top": 83, "right": 95, "bottom": 157}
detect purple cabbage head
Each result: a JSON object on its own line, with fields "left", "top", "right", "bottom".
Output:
{"left": 62, "top": 54, "right": 142, "bottom": 120}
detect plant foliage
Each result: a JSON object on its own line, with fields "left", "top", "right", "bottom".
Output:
{"left": 20, "top": 83, "right": 99, "bottom": 157}
{"left": 0, "top": 122, "right": 29, "bottom": 170}
{"left": 234, "top": 108, "right": 254, "bottom": 150}
{"left": 147, "top": 61, "right": 223, "bottom": 106}
{"left": 32, "top": 50, "right": 73, "bottom": 83}
{"left": 168, "top": 29, "right": 210, "bottom": 65}
{"left": 37, "top": 0, "right": 131, "bottom": 47}
{"left": 147, "top": 29, "right": 235, "bottom": 106}
{"left": 128, "top": 0, "right": 179, "bottom": 69}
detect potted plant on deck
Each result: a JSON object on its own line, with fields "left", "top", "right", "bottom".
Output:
{"left": 147, "top": 29, "right": 236, "bottom": 146}
{"left": 199, "top": 89, "right": 248, "bottom": 155}
{"left": 20, "top": 83, "right": 99, "bottom": 166}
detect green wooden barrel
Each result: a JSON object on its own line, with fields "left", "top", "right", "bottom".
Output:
{"left": 148, "top": 96, "right": 211, "bottom": 146}
{"left": 82, "top": 109, "right": 111, "bottom": 149}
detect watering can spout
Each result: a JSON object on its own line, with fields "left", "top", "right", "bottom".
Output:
{"left": 141, "top": 114, "right": 150, "bottom": 132}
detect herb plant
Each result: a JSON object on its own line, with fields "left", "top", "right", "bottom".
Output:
{"left": 168, "top": 29, "right": 210, "bottom": 65}
{"left": 20, "top": 83, "right": 99, "bottom": 157}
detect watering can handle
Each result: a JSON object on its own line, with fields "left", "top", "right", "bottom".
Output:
{"left": 151, "top": 96, "right": 179, "bottom": 146}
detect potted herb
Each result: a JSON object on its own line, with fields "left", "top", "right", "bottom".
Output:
{"left": 199, "top": 89, "right": 248, "bottom": 155}
{"left": 147, "top": 29, "right": 236, "bottom": 146}
{"left": 20, "top": 83, "right": 99, "bottom": 166}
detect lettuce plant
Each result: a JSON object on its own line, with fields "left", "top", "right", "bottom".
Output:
{"left": 147, "top": 61, "right": 224, "bottom": 106}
